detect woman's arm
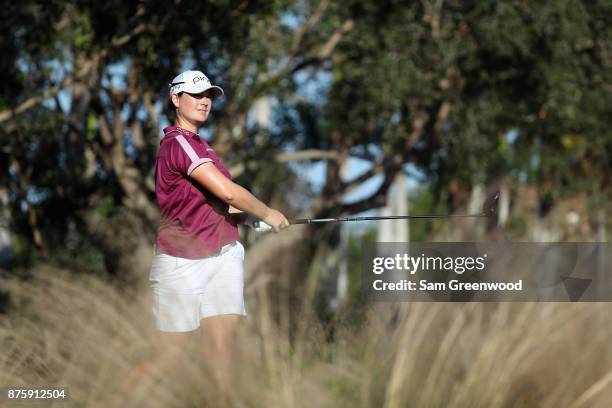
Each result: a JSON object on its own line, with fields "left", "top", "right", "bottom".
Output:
{"left": 190, "top": 163, "right": 289, "bottom": 231}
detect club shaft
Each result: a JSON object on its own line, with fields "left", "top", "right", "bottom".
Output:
{"left": 291, "top": 213, "right": 486, "bottom": 224}
{"left": 290, "top": 191, "right": 500, "bottom": 225}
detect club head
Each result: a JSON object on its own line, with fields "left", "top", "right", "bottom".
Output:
{"left": 482, "top": 191, "right": 500, "bottom": 217}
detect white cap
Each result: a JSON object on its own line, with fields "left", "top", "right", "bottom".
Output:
{"left": 169, "top": 70, "right": 224, "bottom": 99}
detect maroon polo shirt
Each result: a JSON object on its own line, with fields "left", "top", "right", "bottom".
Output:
{"left": 154, "top": 126, "right": 239, "bottom": 258}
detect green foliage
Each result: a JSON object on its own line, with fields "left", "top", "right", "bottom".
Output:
{"left": 8, "top": 232, "right": 35, "bottom": 270}
{"left": 321, "top": 0, "right": 611, "bottom": 201}
{"left": 93, "top": 195, "right": 115, "bottom": 219}
{"left": 73, "top": 12, "right": 94, "bottom": 52}
{"left": 48, "top": 238, "right": 107, "bottom": 275}
{"left": 344, "top": 227, "right": 376, "bottom": 308}
{"left": 407, "top": 187, "right": 446, "bottom": 241}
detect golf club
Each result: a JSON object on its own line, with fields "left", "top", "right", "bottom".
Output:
{"left": 289, "top": 191, "right": 500, "bottom": 225}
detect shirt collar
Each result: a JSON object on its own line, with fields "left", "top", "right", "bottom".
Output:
{"left": 162, "top": 126, "right": 200, "bottom": 143}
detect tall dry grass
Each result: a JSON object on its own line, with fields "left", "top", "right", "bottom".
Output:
{"left": 1, "top": 265, "right": 612, "bottom": 407}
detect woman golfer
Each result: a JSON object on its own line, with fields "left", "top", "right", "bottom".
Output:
{"left": 144, "top": 69, "right": 288, "bottom": 386}
{"left": 151, "top": 70, "right": 288, "bottom": 326}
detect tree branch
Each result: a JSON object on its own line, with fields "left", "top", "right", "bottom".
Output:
{"left": 229, "top": 149, "right": 341, "bottom": 177}
{"left": 337, "top": 166, "right": 399, "bottom": 215}
{"left": 290, "top": 0, "right": 330, "bottom": 55}
{"left": 0, "top": 16, "right": 147, "bottom": 124}
{"left": 0, "top": 80, "right": 71, "bottom": 123}
{"left": 276, "top": 149, "right": 339, "bottom": 162}
{"left": 289, "top": 19, "right": 355, "bottom": 74}
{"left": 340, "top": 163, "right": 385, "bottom": 193}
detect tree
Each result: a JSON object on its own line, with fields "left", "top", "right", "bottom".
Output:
{"left": 1, "top": 0, "right": 610, "bottom": 288}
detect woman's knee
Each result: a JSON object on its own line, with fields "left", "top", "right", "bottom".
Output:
{"left": 200, "top": 315, "right": 244, "bottom": 350}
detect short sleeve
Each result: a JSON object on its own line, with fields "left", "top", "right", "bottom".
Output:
{"left": 167, "top": 135, "right": 213, "bottom": 176}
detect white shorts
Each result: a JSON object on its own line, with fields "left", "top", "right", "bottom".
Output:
{"left": 149, "top": 241, "right": 247, "bottom": 332}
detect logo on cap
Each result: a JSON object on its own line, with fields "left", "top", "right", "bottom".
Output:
{"left": 193, "top": 75, "right": 208, "bottom": 84}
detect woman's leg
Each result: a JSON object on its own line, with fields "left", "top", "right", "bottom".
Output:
{"left": 198, "top": 243, "right": 247, "bottom": 390}
{"left": 200, "top": 314, "right": 245, "bottom": 389}
{"left": 115, "top": 330, "right": 194, "bottom": 405}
